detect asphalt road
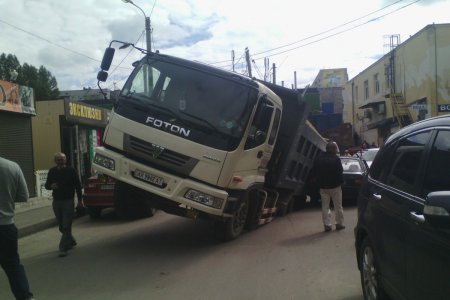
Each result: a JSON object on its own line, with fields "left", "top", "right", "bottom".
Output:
{"left": 1, "top": 205, "right": 364, "bottom": 300}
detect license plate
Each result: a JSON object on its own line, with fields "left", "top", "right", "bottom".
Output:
{"left": 133, "top": 169, "right": 165, "bottom": 187}
{"left": 100, "top": 184, "right": 115, "bottom": 190}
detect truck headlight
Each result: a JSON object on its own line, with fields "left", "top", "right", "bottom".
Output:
{"left": 94, "top": 154, "right": 115, "bottom": 171}
{"left": 185, "top": 189, "right": 223, "bottom": 209}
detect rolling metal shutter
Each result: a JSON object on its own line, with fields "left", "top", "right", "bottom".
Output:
{"left": 0, "top": 112, "right": 36, "bottom": 197}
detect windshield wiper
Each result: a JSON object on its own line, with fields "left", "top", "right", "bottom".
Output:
{"left": 178, "top": 110, "right": 220, "bottom": 133}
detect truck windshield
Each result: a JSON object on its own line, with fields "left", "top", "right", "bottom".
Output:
{"left": 120, "top": 59, "right": 257, "bottom": 141}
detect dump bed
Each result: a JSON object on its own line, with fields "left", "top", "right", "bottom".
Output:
{"left": 259, "top": 81, "right": 327, "bottom": 193}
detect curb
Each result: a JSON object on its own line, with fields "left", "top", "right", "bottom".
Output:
{"left": 18, "top": 218, "right": 58, "bottom": 238}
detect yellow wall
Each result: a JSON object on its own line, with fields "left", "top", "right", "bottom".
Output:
{"left": 32, "top": 100, "right": 65, "bottom": 170}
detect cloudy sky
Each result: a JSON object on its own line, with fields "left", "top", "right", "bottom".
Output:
{"left": 0, "top": 0, "right": 449, "bottom": 91}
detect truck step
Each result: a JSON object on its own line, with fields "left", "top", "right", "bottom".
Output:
{"left": 258, "top": 216, "right": 274, "bottom": 225}
{"left": 261, "top": 207, "right": 277, "bottom": 214}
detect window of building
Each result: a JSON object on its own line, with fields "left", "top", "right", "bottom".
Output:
{"left": 385, "top": 66, "right": 391, "bottom": 89}
{"left": 355, "top": 86, "right": 359, "bottom": 103}
{"left": 374, "top": 73, "right": 380, "bottom": 95}
{"left": 364, "top": 80, "right": 369, "bottom": 99}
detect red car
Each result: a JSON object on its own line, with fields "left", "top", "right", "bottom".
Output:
{"left": 82, "top": 174, "right": 116, "bottom": 218}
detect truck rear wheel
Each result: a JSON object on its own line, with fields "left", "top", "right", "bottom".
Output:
{"left": 215, "top": 197, "right": 249, "bottom": 241}
{"left": 114, "top": 181, "right": 155, "bottom": 219}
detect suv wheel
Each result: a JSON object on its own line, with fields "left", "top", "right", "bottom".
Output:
{"left": 360, "top": 237, "right": 388, "bottom": 300}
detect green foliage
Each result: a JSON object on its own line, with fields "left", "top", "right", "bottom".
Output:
{"left": 0, "top": 53, "right": 60, "bottom": 100}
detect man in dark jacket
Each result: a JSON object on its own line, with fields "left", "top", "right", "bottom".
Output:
{"left": 45, "top": 152, "right": 82, "bottom": 257}
{"left": 313, "top": 142, "right": 344, "bottom": 232}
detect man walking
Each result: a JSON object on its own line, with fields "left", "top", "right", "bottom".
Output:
{"left": 313, "top": 142, "right": 345, "bottom": 232}
{"left": 0, "top": 156, "right": 34, "bottom": 300}
{"left": 45, "top": 152, "right": 83, "bottom": 257}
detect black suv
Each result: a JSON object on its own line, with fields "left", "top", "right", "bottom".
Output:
{"left": 354, "top": 115, "right": 450, "bottom": 300}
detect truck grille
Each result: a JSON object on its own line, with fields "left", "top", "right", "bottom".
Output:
{"left": 124, "top": 135, "right": 198, "bottom": 175}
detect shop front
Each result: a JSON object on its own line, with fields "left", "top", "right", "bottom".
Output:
{"left": 32, "top": 100, "right": 110, "bottom": 186}
{"left": 0, "top": 80, "right": 37, "bottom": 196}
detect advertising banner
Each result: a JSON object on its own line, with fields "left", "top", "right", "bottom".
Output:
{"left": 0, "top": 80, "right": 36, "bottom": 115}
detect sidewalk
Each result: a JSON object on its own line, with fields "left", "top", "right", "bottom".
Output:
{"left": 15, "top": 197, "right": 58, "bottom": 238}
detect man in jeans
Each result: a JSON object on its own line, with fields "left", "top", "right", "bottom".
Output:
{"left": 313, "top": 142, "right": 345, "bottom": 232}
{"left": 45, "top": 152, "right": 83, "bottom": 257}
{"left": 0, "top": 156, "right": 35, "bottom": 300}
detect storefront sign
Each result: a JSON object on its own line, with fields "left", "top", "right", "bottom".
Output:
{"left": 437, "top": 104, "right": 450, "bottom": 112}
{"left": 65, "top": 100, "right": 108, "bottom": 127}
{"left": 0, "top": 80, "right": 36, "bottom": 115}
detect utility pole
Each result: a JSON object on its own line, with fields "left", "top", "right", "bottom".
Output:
{"left": 145, "top": 16, "right": 152, "bottom": 52}
{"left": 294, "top": 71, "right": 297, "bottom": 89}
{"left": 231, "top": 50, "right": 235, "bottom": 72}
{"left": 272, "top": 63, "right": 276, "bottom": 84}
{"left": 264, "top": 58, "right": 269, "bottom": 82}
{"left": 245, "top": 47, "right": 252, "bottom": 78}
{"left": 123, "top": 0, "right": 151, "bottom": 52}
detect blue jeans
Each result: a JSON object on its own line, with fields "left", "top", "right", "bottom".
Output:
{"left": 52, "top": 200, "right": 76, "bottom": 251}
{"left": 0, "top": 224, "right": 33, "bottom": 300}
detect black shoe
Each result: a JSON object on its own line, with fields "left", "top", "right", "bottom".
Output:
{"left": 58, "top": 250, "right": 68, "bottom": 257}
{"left": 336, "top": 224, "right": 346, "bottom": 230}
{"left": 67, "top": 240, "right": 77, "bottom": 250}
{"left": 324, "top": 225, "right": 332, "bottom": 232}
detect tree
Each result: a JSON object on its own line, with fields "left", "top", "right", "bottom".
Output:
{"left": 0, "top": 53, "right": 60, "bottom": 100}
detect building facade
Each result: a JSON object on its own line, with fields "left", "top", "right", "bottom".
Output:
{"left": 32, "top": 99, "right": 110, "bottom": 186}
{"left": 344, "top": 23, "right": 450, "bottom": 146}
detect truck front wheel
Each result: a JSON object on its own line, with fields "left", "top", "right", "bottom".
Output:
{"left": 114, "top": 181, "right": 155, "bottom": 219}
{"left": 215, "top": 198, "right": 249, "bottom": 241}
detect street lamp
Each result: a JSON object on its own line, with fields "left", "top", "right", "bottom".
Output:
{"left": 122, "top": 0, "right": 151, "bottom": 52}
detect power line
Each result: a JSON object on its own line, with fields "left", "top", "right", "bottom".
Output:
{"left": 252, "top": 0, "right": 421, "bottom": 61}
{"left": 0, "top": 18, "right": 100, "bottom": 63}
{"left": 208, "top": 0, "right": 419, "bottom": 66}
{"left": 252, "top": 0, "right": 406, "bottom": 57}
{"left": 0, "top": 17, "right": 134, "bottom": 71}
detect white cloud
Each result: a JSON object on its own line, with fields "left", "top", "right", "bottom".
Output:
{"left": 0, "top": 0, "right": 449, "bottom": 90}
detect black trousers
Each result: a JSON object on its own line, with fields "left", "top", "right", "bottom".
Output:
{"left": 0, "top": 224, "right": 33, "bottom": 300}
{"left": 52, "top": 200, "right": 76, "bottom": 251}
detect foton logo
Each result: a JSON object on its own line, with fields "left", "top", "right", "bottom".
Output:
{"left": 145, "top": 116, "right": 191, "bottom": 137}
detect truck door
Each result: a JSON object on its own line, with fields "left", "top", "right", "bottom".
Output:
{"left": 239, "top": 96, "right": 280, "bottom": 178}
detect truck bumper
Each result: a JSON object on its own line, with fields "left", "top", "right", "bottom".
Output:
{"left": 93, "top": 147, "right": 229, "bottom": 217}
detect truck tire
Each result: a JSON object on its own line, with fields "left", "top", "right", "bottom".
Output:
{"left": 114, "top": 181, "right": 155, "bottom": 220}
{"left": 87, "top": 206, "right": 103, "bottom": 219}
{"left": 215, "top": 197, "right": 249, "bottom": 242}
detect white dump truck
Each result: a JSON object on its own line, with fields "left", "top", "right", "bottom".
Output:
{"left": 93, "top": 42, "right": 326, "bottom": 240}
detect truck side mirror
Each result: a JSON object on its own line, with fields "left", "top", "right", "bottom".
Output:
{"left": 100, "top": 47, "right": 115, "bottom": 71}
{"left": 97, "top": 71, "right": 108, "bottom": 82}
{"left": 254, "top": 130, "right": 267, "bottom": 144}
